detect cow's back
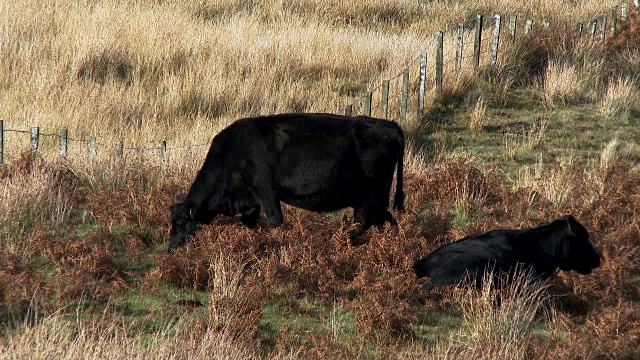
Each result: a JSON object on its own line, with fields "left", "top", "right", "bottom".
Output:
{"left": 413, "top": 229, "right": 534, "bottom": 284}
{"left": 229, "top": 113, "right": 403, "bottom": 212}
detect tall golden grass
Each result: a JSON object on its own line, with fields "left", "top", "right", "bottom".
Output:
{"left": 427, "top": 268, "right": 552, "bottom": 360}
{"left": 0, "top": 0, "right": 622, "bottom": 144}
{"left": 1, "top": 304, "right": 262, "bottom": 360}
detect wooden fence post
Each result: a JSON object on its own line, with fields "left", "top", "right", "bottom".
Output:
{"left": 116, "top": 140, "right": 124, "bottom": 162}
{"left": 137, "top": 147, "right": 144, "bottom": 170}
{"left": 400, "top": 68, "right": 408, "bottom": 126}
{"left": 363, "top": 91, "right": 372, "bottom": 117}
{"left": 509, "top": 16, "right": 517, "bottom": 42}
{"left": 621, "top": 3, "right": 627, "bottom": 21}
{"left": 589, "top": 19, "right": 597, "bottom": 38}
{"left": 491, "top": 14, "right": 501, "bottom": 68}
{"left": 160, "top": 140, "right": 167, "bottom": 163}
{"left": 524, "top": 19, "right": 533, "bottom": 35}
{"left": 88, "top": 136, "right": 96, "bottom": 161}
{"left": 0, "top": 120, "right": 4, "bottom": 165}
{"left": 473, "top": 15, "right": 483, "bottom": 70}
{"left": 456, "top": 22, "right": 464, "bottom": 72}
{"left": 436, "top": 31, "right": 444, "bottom": 93}
{"left": 345, "top": 104, "right": 352, "bottom": 117}
{"left": 418, "top": 50, "right": 427, "bottom": 118}
{"left": 30, "top": 127, "right": 40, "bottom": 152}
{"left": 59, "top": 129, "right": 68, "bottom": 157}
{"left": 610, "top": 7, "right": 617, "bottom": 36}
{"left": 576, "top": 23, "right": 583, "bottom": 39}
{"left": 381, "top": 79, "right": 389, "bottom": 119}
{"left": 599, "top": 13, "right": 607, "bottom": 40}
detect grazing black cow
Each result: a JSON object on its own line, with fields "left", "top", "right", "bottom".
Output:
{"left": 413, "top": 215, "right": 601, "bottom": 290}
{"left": 168, "top": 113, "right": 405, "bottom": 252}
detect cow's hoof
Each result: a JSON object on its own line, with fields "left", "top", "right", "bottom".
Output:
{"left": 349, "top": 238, "right": 369, "bottom": 246}
{"left": 266, "top": 215, "right": 283, "bottom": 229}
{"left": 347, "top": 224, "right": 363, "bottom": 240}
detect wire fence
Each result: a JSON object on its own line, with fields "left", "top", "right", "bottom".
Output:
{"left": 0, "top": 1, "right": 636, "bottom": 166}
{"left": 338, "top": 0, "right": 635, "bottom": 122}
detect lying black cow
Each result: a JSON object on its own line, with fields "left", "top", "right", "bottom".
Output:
{"left": 168, "top": 113, "right": 405, "bottom": 252}
{"left": 413, "top": 215, "right": 601, "bottom": 290}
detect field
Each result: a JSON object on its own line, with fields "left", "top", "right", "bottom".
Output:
{"left": 1, "top": 0, "right": 639, "bottom": 359}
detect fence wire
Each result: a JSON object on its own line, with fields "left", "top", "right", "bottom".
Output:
{"left": 0, "top": 124, "right": 212, "bottom": 162}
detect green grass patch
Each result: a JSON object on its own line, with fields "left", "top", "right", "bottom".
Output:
{"left": 260, "top": 296, "right": 356, "bottom": 346}
{"left": 411, "top": 309, "right": 462, "bottom": 343}
{"left": 420, "top": 87, "right": 639, "bottom": 181}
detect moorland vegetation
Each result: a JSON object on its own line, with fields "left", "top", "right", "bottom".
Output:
{"left": 1, "top": 0, "right": 639, "bottom": 358}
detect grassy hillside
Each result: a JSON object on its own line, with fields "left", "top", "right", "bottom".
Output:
{"left": 1, "top": 0, "right": 639, "bottom": 359}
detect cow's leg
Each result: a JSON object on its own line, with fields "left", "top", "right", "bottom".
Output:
{"left": 352, "top": 167, "right": 397, "bottom": 239}
{"left": 373, "top": 176, "right": 395, "bottom": 227}
{"left": 349, "top": 206, "right": 372, "bottom": 241}
{"left": 262, "top": 200, "right": 283, "bottom": 228}
{"left": 351, "top": 140, "right": 400, "bottom": 239}
{"left": 350, "top": 201, "right": 391, "bottom": 242}
{"left": 249, "top": 162, "right": 283, "bottom": 228}
{"left": 349, "top": 186, "right": 383, "bottom": 242}
{"left": 240, "top": 207, "right": 261, "bottom": 228}
{"left": 375, "top": 209, "right": 396, "bottom": 226}
{"left": 253, "top": 188, "right": 283, "bottom": 228}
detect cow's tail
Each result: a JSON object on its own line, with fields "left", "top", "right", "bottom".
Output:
{"left": 393, "top": 129, "right": 405, "bottom": 211}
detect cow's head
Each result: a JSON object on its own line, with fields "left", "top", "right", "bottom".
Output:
{"left": 168, "top": 201, "right": 198, "bottom": 253}
{"left": 540, "top": 215, "right": 602, "bottom": 274}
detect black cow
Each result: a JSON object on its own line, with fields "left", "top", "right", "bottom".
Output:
{"left": 413, "top": 215, "right": 601, "bottom": 290}
{"left": 168, "top": 113, "right": 405, "bottom": 252}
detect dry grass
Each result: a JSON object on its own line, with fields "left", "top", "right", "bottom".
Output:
{"left": 0, "top": 153, "right": 74, "bottom": 255}
{"left": 541, "top": 61, "right": 585, "bottom": 107}
{"left": 598, "top": 76, "right": 638, "bottom": 120}
{"left": 0, "top": 0, "right": 622, "bottom": 145}
{"left": 1, "top": 309, "right": 261, "bottom": 360}
{"left": 501, "top": 119, "right": 547, "bottom": 161}
{"left": 404, "top": 140, "right": 431, "bottom": 177}
{"left": 1, "top": 0, "right": 638, "bottom": 359}
{"left": 433, "top": 268, "right": 552, "bottom": 360}
{"left": 0, "top": 151, "right": 638, "bottom": 358}
{"left": 469, "top": 96, "right": 487, "bottom": 133}
{"left": 522, "top": 117, "right": 548, "bottom": 151}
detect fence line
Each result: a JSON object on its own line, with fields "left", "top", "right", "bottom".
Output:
{"left": 343, "top": 0, "right": 633, "bottom": 122}
{"left": 0, "top": 119, "right": 210, "bottom": 164}
{"left": 0, "top": 1, "right": 636, "bottom": 166}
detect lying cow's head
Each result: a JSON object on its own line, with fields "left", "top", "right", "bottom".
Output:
{"left": 541, "top": 215, "right": 602, "bottom": 275}
{"left": 168, "top": 201, "right": 198, "bottom": 253}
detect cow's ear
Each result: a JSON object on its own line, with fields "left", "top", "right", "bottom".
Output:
{"left": 566, "top": 214, "right": 589, "bottom": 239}
{"left": 539, "top": 218, "right": 572, "bottom": 258}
